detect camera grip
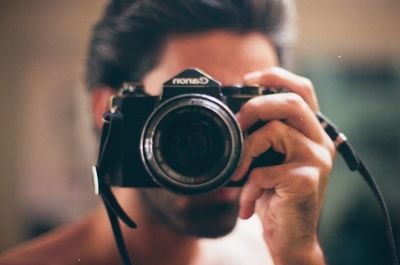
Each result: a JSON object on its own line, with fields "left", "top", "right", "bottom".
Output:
{"left": 251, "top": 148, "right": 285, "bottom": 169}
{"left": 227, "top": 121, "right": 285, "bottom": 187}
{"left": 247, "top": 120, "right": 285, "bottom": 169}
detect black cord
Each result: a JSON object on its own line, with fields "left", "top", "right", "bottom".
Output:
{"left": 103, "top": 197, "right": 133, "bottom": 265}
{"left": 317, "top": 112, "right": 398, "bottom": 265}
{"left": 357, "top": 160, "right": 398, "bottom": 265}
{"left": 95, "top": 111, "right": 135, "bottom": 265}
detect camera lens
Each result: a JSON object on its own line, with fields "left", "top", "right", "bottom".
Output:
{"left": 141, "top": 94, "right": 242, "bottom": 194}
{"left": 159, "top": 108, "right": 225, "bottom": 177}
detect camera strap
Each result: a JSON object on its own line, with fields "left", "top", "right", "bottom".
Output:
{"left": 92, "top": 111, "right": 398, "bottom": 265}
{"left": 92, "top": 110, "right": 136, "bottom": 265}
{"left": 316, "top": 112, "right": 398, "bottom": 265}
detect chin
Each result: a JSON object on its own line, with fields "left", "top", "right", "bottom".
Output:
{"left": 178, "top": 200, "right": 240, "bottom": 238}
{"left": 138, "top": 188, "right": 240, "bottom": 238}
{"left": 186, "top": 220, "right": 238, "bottom": 238}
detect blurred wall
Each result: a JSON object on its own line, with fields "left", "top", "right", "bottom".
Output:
{"left": 0, "top": 1, "right": 399, "bottom": 263}
{"left": 0, "top": 0, "right": 106, "bottom": 249}
{"left": 296, "top": 1, "right": 399, "bottom": 60}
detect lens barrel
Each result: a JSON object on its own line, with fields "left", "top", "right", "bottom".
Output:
{"left": 140, "top": 94, "right": 242, "bottom": 194}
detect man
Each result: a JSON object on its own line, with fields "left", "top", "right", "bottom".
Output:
{"left": 0, "top": 0, "right": 335, "bottom": 264}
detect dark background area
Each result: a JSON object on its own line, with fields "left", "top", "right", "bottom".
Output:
{"left": 0, "top": 1, "right": 399, "bottom": 264}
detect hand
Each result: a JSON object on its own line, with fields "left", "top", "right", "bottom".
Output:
{"left": 232, "top": 67, "right": 335, "bottom": 265}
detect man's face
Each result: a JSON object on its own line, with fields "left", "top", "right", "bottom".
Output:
{"left": 139, "top": 30, "right": 278, "bottom": 238}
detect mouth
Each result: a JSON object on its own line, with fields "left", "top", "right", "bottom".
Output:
{"left": 194, "top": 188, "right": 240, "bottom": 202}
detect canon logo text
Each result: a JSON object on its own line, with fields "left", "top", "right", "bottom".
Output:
{"left": 172, "top": 77, "right": 209, "bottom": 85}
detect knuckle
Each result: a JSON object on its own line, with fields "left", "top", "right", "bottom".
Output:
{"left": 307, "top": 144, "right": 334, "bottom": 177}
{"left": 267, "top": 66, "right": 283, "bottom": 76}
{"left": 300, "top": 77, "right": 314, "bottom": 92}
{"left": 263, "top": 120, "right": 287, "bottom": 136}
{"left": 264, "top": 120, "right": 284, "bottom": 134}
{"left": 297, "top": 146, "right": 334, "bottom": 192}
{"left": 298, "top": 172, "right": 319, "bottom": 193}
{"left": 319, "top": 148, "right": 334, "bottom": 177}
{"left": 303, "top": 144, "right": 319, "bottom": 160}
{"left": 285, "top": 92, "right": 307, "bottom": 110}
{"left": 327, "top": 140, "right": 336, "bottom": 158}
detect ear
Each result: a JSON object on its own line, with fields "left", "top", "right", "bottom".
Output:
{"left": 91, "top": 87, "right": 116, "bottom": 130}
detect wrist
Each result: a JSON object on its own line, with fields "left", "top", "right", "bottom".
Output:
{"left": 270, "top": 236, "right": 326, "bottom": 265}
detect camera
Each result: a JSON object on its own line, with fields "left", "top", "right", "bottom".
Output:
{"left": 105, "top": 68, "right": 283, "bottom": 194}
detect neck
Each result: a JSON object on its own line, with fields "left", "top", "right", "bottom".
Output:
{"left": 92, "top": 188, "right": 200, "bottom": 265}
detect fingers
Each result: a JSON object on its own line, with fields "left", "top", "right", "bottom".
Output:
{"left": 239, "top": 66, "right": 336, "bottom": 158}
{"left": 231, "top": 120, "right": 332, "bottom": 219}
{"left": 232, "top": 120, "right": 283, "bottom": 181}
{"left": 239, "top": 164, "right": 320, "bottom": 220}
{"left": 236, "top": 92, "right": 326, "bottom": 145}
{"left": 233, "top": 68, "right": 335, "bottom": 254}
{"left": 243, "top": 67, "right": 319, "bottom": 112}
{"left": 238, "top": 165, "right": 281, "bottom": 219}
{"left": 236, "top": 72, "right": 336, "bottom": 159}
{"left": 232, "top": 120, "right": 332, "bottom": 181}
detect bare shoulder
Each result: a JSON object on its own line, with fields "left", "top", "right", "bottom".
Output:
{"left": 199, "top": 216, "right": 274, "bottom": 265}
{"left": 0, "top": 216, "right": 96, "bottom": 265}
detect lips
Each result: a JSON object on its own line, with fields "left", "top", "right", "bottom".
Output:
{"left": 196, "top": 188, "right": 240, "bottom": 202}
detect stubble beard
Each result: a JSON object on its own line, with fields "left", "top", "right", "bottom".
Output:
{"left": 139, "top": 189, "right": 240, "bottom": 238}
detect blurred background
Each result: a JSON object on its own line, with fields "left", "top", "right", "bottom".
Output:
{"left": 0, "top": 1, "right": 399, "bottom": 264}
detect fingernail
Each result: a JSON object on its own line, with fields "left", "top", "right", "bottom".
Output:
{"left": 239, "top": 208, "right": 246, "bottom": 219}
{"left": 231, "top": 162, "right": 245, "bottom": 182}
{"left": 235, "top": 112, "right": 243, "bottom": 125}
{"left": 235, "top": 112, "right": 247, "bottom": 131}
{"left": 239, "top": 208, "right": 251, "bottom": 220}
{"left": 231, "top": 172, "right": 241, "bottom": 182}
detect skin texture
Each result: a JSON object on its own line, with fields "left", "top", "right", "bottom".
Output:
{"left": 0, "top": 30, "right": 334, "bottom": 265}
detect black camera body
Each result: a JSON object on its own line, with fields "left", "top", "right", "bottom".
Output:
{"left": 105, "top": 68, "right": 283, "bottom": 194}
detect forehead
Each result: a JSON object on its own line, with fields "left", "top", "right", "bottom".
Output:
{"left": 142, "top": 30, "right": 278, "bottom": 94}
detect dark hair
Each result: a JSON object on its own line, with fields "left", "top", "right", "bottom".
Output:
{"left": 86, "top": 0, "right": 296, "bottom": 90}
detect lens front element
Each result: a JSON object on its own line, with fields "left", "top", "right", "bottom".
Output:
{"left": 159, "top": 108, "right": 225, "bottom": 177}
{"left": 141, "top": 94, "right": 242, "bottom": 194}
